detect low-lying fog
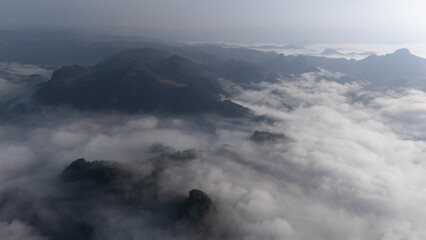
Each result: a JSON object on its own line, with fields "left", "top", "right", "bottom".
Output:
{"left": 1, "top": 63, "right": 426, "bottom": 240}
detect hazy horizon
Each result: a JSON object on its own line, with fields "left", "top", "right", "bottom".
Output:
{"left": 2, "top": 0, "right": 426, "bottom": 44}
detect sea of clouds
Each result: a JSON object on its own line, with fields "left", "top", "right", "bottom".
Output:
{"left": 1, "top": 63, "right": 426, "bottom": 239}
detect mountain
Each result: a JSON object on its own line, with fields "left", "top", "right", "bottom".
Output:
{"left": 0, "top": 157, "right": 214, "bottom": 240}
{"left": 0, "top": 30, "right": 315, "bottom": 84}
{"left": 60, "top": 158, "right": 215, "bottom": 225}
{"left": 354, "top": 48, "right": 426, "bottom": 86}
{"left": 34, "top": 48, "right": 248, "bottom": 116}
{"left": 7, "top": 30, "right": 426, "bottom": 90}
{"left": 321, "top": 48, "right": 344, "bottom": 56}
{"left": 303, "top": 48, "right": 426, "bottom": 88}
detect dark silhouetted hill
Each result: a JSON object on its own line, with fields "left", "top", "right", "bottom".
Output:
{"left": 34, "top": 48, "right": 248, "bottom": 116}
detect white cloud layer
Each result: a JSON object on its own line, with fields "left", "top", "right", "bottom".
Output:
{"left": 1, "top": 64, "right": 426, "bottom": 239}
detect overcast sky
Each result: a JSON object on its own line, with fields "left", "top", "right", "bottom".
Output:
{"left": 1, "top": 0, "right": 426, "bottom": 43}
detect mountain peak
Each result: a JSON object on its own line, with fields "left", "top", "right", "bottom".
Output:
{"left": 392, "top": 48, "right": 412, "bottom": 56}
{"left": 321, "top": 48, "right": 344, "bottom": 55}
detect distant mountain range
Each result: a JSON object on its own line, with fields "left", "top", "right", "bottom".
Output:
{"left": 4, "top": 30, "right": 426, "bottom": 116}
{"left": 304, "top": 48, "right": 426, "bottom": 87}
